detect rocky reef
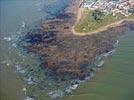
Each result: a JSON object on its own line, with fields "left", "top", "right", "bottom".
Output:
{"left": 18, "top": 0, "right": 134, "bottom": 98}
{"left": 20, "top": 19, "right": 134, "bottom": 81}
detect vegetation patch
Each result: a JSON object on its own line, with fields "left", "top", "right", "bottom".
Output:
{"left": 74, "top": 9, "right": 134, "bottom": 33}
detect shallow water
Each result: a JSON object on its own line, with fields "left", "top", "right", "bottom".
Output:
{"left": 0, "top": 0, "right": 44, "bottom": 100}
{"left": 0, "top": 0, "right": 72, "bottom": 100}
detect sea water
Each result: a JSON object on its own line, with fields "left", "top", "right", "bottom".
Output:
{"left": 0, "top": 0, "right": 72, "bottom": 100}
{"left": 0, "top": 0, "right": 44, "bottom": 100}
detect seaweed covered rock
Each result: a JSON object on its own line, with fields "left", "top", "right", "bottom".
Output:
{"left": 19, "top": 2, "right": 134, "bottom": 83}
{"left": 24, "top": 30, "right": 56, "bottom": 44}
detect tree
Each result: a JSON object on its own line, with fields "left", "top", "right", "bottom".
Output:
{"left": 128, "top": 8, "right": 134, "bottom": 14}
{"left": 92, "top": 10, "right": 104, "bottom": 22}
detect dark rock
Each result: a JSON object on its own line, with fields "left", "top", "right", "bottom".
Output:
{"left": 56, "top": 13, "right": 74, "bottom": 19}
{"left": 24, "top": 30, "right": 56, "bottom": 45}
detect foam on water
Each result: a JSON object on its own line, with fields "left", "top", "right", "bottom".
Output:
{"left": 25, "top": 96, "right": 35, "bottom": 100}
{"left": 3, "top": 37, "right": 12, "bottom": 41}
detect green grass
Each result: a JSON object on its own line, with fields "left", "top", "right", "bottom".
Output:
{"left": 74, "top": 9, "right": 134, "bottom": 33}
{"left": 63, "top": 32, "right": 134, "bottom": 100}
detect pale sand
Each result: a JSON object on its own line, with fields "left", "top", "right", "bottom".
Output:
{"left": 72, "top": 5, "right": 134, "bottom": 36}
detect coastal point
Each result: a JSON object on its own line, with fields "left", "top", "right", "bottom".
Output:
{"left": 1, "top": 0, "right": 133, "bottom": 99}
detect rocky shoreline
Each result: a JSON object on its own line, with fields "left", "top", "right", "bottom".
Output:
{"left": 19, "top": 11, "right": 134, "bottom": 80}
{"left": 20, "top": 19, "right": 134, "bottom": 81}
{"left": 19, "top": 0, "right": 134, "bottom": 98}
